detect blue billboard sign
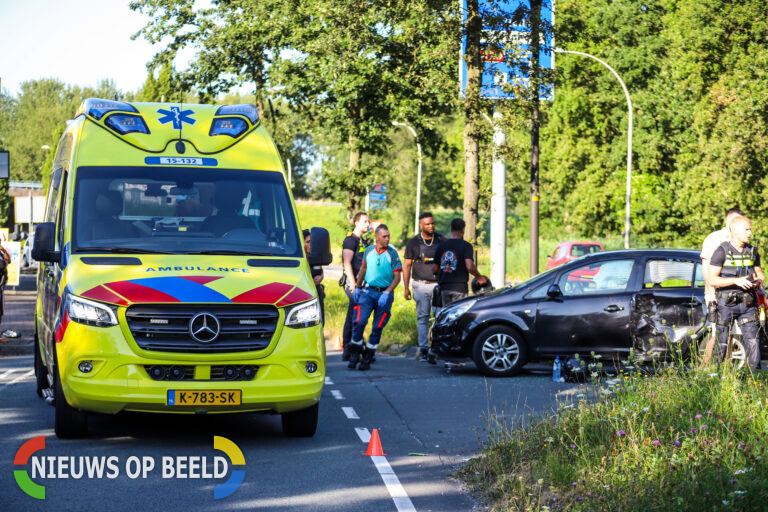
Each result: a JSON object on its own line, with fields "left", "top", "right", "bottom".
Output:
{"left": 459, "top": 0, "right": 554, "bottom": 100}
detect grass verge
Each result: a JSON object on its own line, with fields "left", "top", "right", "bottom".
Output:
{"left": 462, "top": 362, "right": 768, "bottom": 511}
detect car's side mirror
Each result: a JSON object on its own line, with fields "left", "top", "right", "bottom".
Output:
{"left": 308, "top": 227, "right": 332, "bottom": 266}
{"left": 546, "top": 284, "right": 563, "bottom": 298}
{"left": 32, "top": 222, "right": 61, "bottom": 264}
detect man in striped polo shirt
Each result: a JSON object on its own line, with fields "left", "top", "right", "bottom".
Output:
{"left": 348, "top": 224, "right": 402, "bottom": 371}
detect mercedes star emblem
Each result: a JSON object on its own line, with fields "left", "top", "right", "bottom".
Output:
{"left": 189, "top": 312, "right": 221, "bottom": 344}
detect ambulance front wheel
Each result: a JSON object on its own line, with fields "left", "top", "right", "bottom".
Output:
{"left": 53, "top": 360, "right": 88, "bottom": 439}
{"left": 281, "top": 402, "right": 319, "bottom": 437}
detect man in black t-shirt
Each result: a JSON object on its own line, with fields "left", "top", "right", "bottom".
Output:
{"left": 341, "top": 211, "right": 371, "bottom": 360}
{"left": 434, "top": 218, "right": 488, "bottom": 307}
{"left": 403, "top": 212, "right": 445, "bottom": 361}
{"left": 708, "top": 216, "right": 765, "bottom": 368}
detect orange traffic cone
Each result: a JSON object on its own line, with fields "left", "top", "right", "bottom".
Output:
{"left": 364, "top": 429, "right": 386, "bottom": 456}
{"left": 333, "top": 335, "right": 343, "bottom": 351}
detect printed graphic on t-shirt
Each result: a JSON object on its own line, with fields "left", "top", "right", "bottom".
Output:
{"left": 441, "top": 251, "right": 458, "bottom": 273}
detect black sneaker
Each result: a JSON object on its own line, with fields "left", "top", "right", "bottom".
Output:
{"left": 359, "top": 349, "right": 375, "bottom": 371}
{"left": 347, "top": 344, "right": 362, "bottom": 369}
{"left": 419, "top": 351, "right": 429, "bottom": 362}
{"left": 341, "top": 346, "right": 351, "bottom": 361}
{"left": 427, "top": 350, "right": 437, "bottom": 365}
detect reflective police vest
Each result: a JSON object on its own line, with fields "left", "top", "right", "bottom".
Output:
{"left": 717, "top": 241, "right": 756, "bottom": 278}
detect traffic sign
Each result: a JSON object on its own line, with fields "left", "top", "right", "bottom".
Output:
{"left": 369, "top": 201, "right": 386, "bottom": 212}
{"left": 372, "top": 184, "right": 387, "bottom": 192}
{"left": 368, "top": 192, "right": 387, "bottom": 202}
{"left": 460, "top": 0, "right": 554, "bottom": 100}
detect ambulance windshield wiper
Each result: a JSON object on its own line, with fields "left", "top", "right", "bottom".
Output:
{"left": 76, "top": 247, "right": 173, "bottom": 254}
{"left": 186, "top": 250, "right": 272, "bottom": 256}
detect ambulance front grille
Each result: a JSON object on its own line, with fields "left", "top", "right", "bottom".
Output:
{"left": 125, "top": 304, "right": 279, "bottom": 353}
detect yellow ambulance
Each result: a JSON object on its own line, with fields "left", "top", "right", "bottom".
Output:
{"left": 32, "top": 99, "right": 330, "bottom": 438}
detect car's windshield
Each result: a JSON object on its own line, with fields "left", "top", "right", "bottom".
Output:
{"left": 72, "top": 166, "right": 301, "bottom": 257}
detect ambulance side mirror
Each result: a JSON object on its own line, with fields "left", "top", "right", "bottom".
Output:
{"left": 32, "top": 222, "right": 61, "bottom": 264}
{"left": 308, "top": 227, "right": 332, "bottom": 266}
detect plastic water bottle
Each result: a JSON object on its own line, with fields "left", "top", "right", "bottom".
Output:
{"left": 553, "top": 356, "right": 562, "bottom": 382}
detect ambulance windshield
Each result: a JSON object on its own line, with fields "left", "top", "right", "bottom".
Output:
{"left": 72, "top": 166, "right": 302, "bottom": 257}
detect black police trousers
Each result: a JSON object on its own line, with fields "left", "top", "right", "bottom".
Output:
{"left": 716, "top": 295, "right": 760, "bottom": 369}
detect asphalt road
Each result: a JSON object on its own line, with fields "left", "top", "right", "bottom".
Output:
{"left": 0, "top": 277, "right": 578, "bottom": 511}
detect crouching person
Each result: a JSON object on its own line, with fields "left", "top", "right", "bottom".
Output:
{"left": 348, "top": 224, "right": 402, "bottom": 371}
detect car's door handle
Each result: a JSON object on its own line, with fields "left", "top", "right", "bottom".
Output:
{"left": 604, "top": 305, "right": 624, "bottom": 312}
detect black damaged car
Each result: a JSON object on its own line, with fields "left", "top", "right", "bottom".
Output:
{"left": 430, "top": 249, "right": 732, "bottom": 377}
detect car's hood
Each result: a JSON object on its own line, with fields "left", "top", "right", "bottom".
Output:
{"left": 64, "top": 255, "right": 314, "bottom": 308}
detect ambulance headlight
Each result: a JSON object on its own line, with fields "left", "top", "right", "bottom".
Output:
{"left": 105, "top": 114, "right": 150, "bottom": 135}
{"left": 209, "top": 117, "right": 248, "bottom": 138}
{"left": 285, "top": 299, "right": 320, "bottom": 328}
{"left": 67, "top": 295, "right": 118, "bottom": 327}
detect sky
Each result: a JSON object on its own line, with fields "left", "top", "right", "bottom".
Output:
{"left": 0, "top": 0, "right": 184, "bottom": 95}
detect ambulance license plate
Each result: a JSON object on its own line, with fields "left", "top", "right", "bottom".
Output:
{"left": 167, "top": 390, "right": 241, "bottom": 406}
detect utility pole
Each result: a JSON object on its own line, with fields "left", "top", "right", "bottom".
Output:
{"left": 529, "top": 0, "right": 542, "bottom": 277}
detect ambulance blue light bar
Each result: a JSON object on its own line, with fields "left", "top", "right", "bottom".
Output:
{"left": 77, "top": 98, "right": 138, "bottom": 120}
{"left": 105, "top": 114, "right": 150, "bottom": 135}
{"left": 214, "top": 104, "right": 259, "bottom": 125}
{"left": 209, "top": 118, "right": 248, "bottom": 138}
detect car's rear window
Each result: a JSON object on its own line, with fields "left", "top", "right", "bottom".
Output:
{"left": 570, "top": 244, "right": 601, "bottom": 257}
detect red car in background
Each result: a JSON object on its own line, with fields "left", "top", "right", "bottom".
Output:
{"left": 545, "top": 241, "right": 604, "bottom": 270}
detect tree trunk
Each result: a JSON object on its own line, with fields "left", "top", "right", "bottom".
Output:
{"left": 462, "top": 0, "right": 482, "bottom": 245}
{"left": 349, "top": 135, "right": 362, "bottom": 213}
{"left": 529, "top": 0, "right": 542, "bottom": 277}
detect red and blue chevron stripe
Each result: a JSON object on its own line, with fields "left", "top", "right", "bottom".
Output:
{"left": 81, "top": 276, "right": 313, "bottom": 307}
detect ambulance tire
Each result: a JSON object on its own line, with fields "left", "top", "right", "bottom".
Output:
{"left": 34, "top": 332, "right": 47, "bottom": 398}
{"left": 53, "top": 359, "right": 88, "bottom": 439}
{"left": 281, "top": 402, "right": 319, "bottom": 437}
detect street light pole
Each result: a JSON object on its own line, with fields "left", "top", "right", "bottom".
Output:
{"left": 392, "top": 121, "right": 423, "bottom": 235}
{"left": 481, "top": 111, "right": 506, "bottom": 287}
{"left": 554, "top": 49, "right": 633, "bottom": 249}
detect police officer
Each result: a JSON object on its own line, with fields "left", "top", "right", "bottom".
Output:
{"left": 341, "top": 212, "right": 371, "bottom": 360}
{"left": 303, "top": 229, "right": 325, "bottom": 324}
{"left": 700, "top": 207, "right": 744, "bottom": 364}
{"left": 347, "top": 224, "right": 402, "bottom": 371}
{"left": 709, "top": 216, "right": 765, "bottom": 368}
{"left": 403, "top": 212, "right": 445, "bottom": 361}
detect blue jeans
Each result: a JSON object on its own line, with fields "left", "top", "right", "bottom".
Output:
{"left": 351, "top": 287, "right": 394, "bottom": 349}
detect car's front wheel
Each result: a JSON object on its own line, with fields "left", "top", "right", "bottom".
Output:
{"left": 472, "top": 325, "right": 527, "bottom": 377}
{"left": 281, "top": 403, "right": 319, "bottom": 437}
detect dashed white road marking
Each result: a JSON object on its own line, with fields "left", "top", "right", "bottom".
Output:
{"left": 330, "top": 375, "right": 417, "bottom": 510}
{"left": 355, "top": 427, "right": 371, "bottom": 443}
{"left": 325, "top": 377, "right": 334, "bottom": 385}
{"left": 0, "top": 370, "right": 33, "bottom": 389}
{"left": 366, "top": 444, "right": 417, "bottom": 511}
{"left": 342, "top": 407, "right": 359, "bottom": 419}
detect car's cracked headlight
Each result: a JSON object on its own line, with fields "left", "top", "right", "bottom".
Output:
{"left": 67, "top": 294, "right": 118, "bottom": 327}
{"left": 435, "top": 299, "right": 477, "bottom": 326}
{"left": 285, "top": 298, "right": 321, "bottom": 328}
